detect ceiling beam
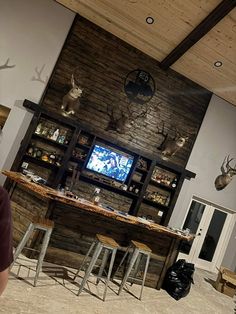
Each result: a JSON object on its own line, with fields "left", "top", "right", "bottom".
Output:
{"left": 159, "top": 0, "right": 236, "bottom": 70}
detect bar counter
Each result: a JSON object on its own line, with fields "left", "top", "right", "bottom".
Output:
{"left": 3, "top": 170, "right": 192, "bottom": 289}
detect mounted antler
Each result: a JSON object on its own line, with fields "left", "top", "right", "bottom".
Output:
{"left": 106, "top": 105, "right": 129, "bottom": 133}
{"left": 157, "top": 122, "right": 189, "bottom": 160}
{"left": 31, "top": 65, "right": 48, "bottom": 84}
{"left": 214, "top": 155, "right": 236, "bottom": 190}
{"left": 0, "top": 58, "right": 16, "bottom": 70}
{"left": 106, "top": 102, "right": 149, "bottom": 133}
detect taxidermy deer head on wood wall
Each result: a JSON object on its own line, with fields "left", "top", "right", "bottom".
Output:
{"left": 61, "top": 74, "right": 83, "bottom": 116}
{"left": 106, "top": 103, "right": 149, "bottom": 134}
{"left": 214, "top": 155, "right": 236, "bottom": 190}
{"left": 157, "top": 122, "right": 189, "bottom": 160}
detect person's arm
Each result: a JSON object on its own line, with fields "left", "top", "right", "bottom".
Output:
{"left": 0, "top": 269, "right": 9, "bottom": 296}
{"left": 0, "top": 187, "right": 13, "bottom": 296}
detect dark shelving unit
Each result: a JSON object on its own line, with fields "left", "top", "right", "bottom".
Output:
{"left": 8, "top": 99, "right": 196, "bottom": 226}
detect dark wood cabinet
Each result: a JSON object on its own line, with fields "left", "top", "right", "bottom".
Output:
{"left": 8, "top": 100, "right": 195, "bottom": 226}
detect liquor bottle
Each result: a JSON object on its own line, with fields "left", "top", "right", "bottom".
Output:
{"left": 27, "top": 144, "right": 34, "bottom": 156}
{"left": 57, "top": 130, "right": 67, "bottom": 144}
{"left": 92, "top": 188, "right": 101, "bottom": 205}
{"left": 51, "top": 128, "right": 59, "bottom": 141}
{"left": 41, "top": 126, "right": 49, "bottom": 137}
{"left": 35, "top": 123, "right": 42, "bottom": 134}
{"left": 171, "top": 177, "right": 178, "bottom": 188}
{"left": 49, "top": 152, "right": 56, "bottom": 164}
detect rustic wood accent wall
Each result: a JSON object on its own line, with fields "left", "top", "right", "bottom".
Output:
{"left": 42, "top": 15, "right": 212, "bottom": 168}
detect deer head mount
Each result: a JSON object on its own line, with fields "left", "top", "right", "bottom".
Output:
{"left": 61, "top": 74, "right": 83, "bottom": 116}
{"left": 157, "top": 122, "right": 189, "bottom": 160}
{"left": 214, "top": 155, "right": 236, "bottom": 191}
{"left": 106, "top": 103, "right": 149, "bottom": 134}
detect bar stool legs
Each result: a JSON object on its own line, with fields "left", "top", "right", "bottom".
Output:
{"left": 75, "top": 234, "right": 119, "bottom": 301}
{"left": 34, "top": 226, "right": 53, "bottom": 287}
{"left": 117, "top": 240, "right": 152, "bottom": 300}
{"left": 11, "top": 218, "right": 54, "bottom": 286}
{"left": 77, "top": 241, "right": 103, "bottom": 296}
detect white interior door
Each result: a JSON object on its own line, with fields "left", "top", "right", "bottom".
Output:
{"left": 178, "top": 198, "right": 234, "bottom": 272}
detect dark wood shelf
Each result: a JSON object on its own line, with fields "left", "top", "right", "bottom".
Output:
{"left": 130, "top": 179, "right": 144, "bottom": 185}
{"left": 149, "top": 179, "right": 176, "bottom": 192}
{"left": 70, "top": 156, "right": 86, "bottom": 163}
{"left": 24, "top": 155, "right": 60, "bottom": 169}
{"left": 76, "top": 142, "right": 91, "bottom": 149}
{"left": 135, "top": 167, "right": 149, "bottom": 173}
{"left": 32, "top": 133, "right": 69, "bottom": 149}
{"left": 80, "top": 173, "right": 139, "bottom": 199}
{"left": 7, "top": 99, "right": 197, "bottom": 227}
{"left": 142, "top": 198, "right": 169, "bottom": 210}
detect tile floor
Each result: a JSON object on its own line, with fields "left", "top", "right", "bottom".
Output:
{"left": 0, "top": 256, "right": 235, "bottom": 314}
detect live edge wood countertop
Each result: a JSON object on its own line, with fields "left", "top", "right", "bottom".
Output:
{"left": 2, "top": 170, "right": 192, "bottom": 241}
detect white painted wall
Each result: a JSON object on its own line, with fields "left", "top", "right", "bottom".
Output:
{"left": 0, "top": 0, "right": 75, "bottom": 184}
{"left": 169, "top": 94, "right": 236, "bottom": 269}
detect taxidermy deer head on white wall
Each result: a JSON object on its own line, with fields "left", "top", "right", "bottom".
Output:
{"left": 61, "top": 74, "right": 83, "bottom": 116}
{"left": 157, "top": 122, "right": 189, "bottom": 160}
{"left": 214, "top": 155, "right": 236, "bottom": 190}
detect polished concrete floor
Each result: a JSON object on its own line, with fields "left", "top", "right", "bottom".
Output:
{"left": 0, "top": 256, "right": 235, "bottom": 314}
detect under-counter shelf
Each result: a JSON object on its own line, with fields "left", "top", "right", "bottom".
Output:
{"left": 142, "top": 198, "right": 169, "bottom": 210}
{"left": 70, "top": 156, "right": 86, "bottom": 163}
{"left": 75, "top": 142, "right": 91, "bottom": 149}
{"left": 79, "top": 173, "right": 139, "bottom": 199}
{"left": 135, "top": 167, "right": 149, "bottom": 174}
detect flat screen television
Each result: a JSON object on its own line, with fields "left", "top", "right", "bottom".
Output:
{"left": 86, "top": 144, "right": 134, "bottom": 182}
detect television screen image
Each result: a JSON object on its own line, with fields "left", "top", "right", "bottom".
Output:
{"left": 86, "top": 144, "right": 134, "bottom": 182}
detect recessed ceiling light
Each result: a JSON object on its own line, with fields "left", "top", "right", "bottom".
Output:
{"left": 214, "top": 61, "right": 223, "bottom": 67}
{"left": 146, "top": 16, "right": 154, "bottom": 24}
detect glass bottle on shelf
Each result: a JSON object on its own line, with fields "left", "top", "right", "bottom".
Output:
{"left": 27, "top": 144, "right": 35, "bottom": 156}
{"left": 51, "top": 128, "right": 59, "bottom": 141}
{"left": 165, "top": 194, "right": 171, "bottom": 206}
{"left": 41, "top": 151, "right": 49, "bottom": 162}
{"left": 171, "top": 177, "right": 178, "bottom": 188}
{"left": 35, "top": 122, "right": 42, "bottom": 134}
{"left": 49, "top": 152, "right": 57, "bottom": 164}
{"left": 41, "top": 126, "right": 49, "bottom": 137}
{"left": 92, "top": 188, "right": 101, "bottom": 205}
{"left": 57, "top": 130, "right": 67, "bottom": 144}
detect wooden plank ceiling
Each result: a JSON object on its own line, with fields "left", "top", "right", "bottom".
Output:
{"left": 56, "top": 0, "right": 236, "bottom": 106}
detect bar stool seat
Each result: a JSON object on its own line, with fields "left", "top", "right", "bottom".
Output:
{"left": 11, "top": 217, "right": 54, "bottom": 287}
{"left": 74, "top": 233, "right": 119, "bottom": 301}
{"left": 117, "top": 240, "right": 152, "bottom": 300}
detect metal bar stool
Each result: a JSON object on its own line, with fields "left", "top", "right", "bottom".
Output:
{"left": 117, "top": 240, "right": 152, "bottom": 300}
{"left": 74, "top": 234, "right": 119, "bottom": 301}
{"left": 11, "top": 217, "right": 54, "bottom": 287}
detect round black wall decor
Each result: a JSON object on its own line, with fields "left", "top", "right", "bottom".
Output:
{"left": 124, "top": 69, "right": 155, "bottom": 104}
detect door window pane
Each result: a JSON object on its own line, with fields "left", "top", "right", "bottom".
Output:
{"left": 198, "top": 209, "right": 227, "bottom": 262}
{"left": 179, "top": 200, "right": 205, "bottom": 254}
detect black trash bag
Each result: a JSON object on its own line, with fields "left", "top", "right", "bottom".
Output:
{"left": 163, "top": 259, "right": 195, "bottom": 300}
